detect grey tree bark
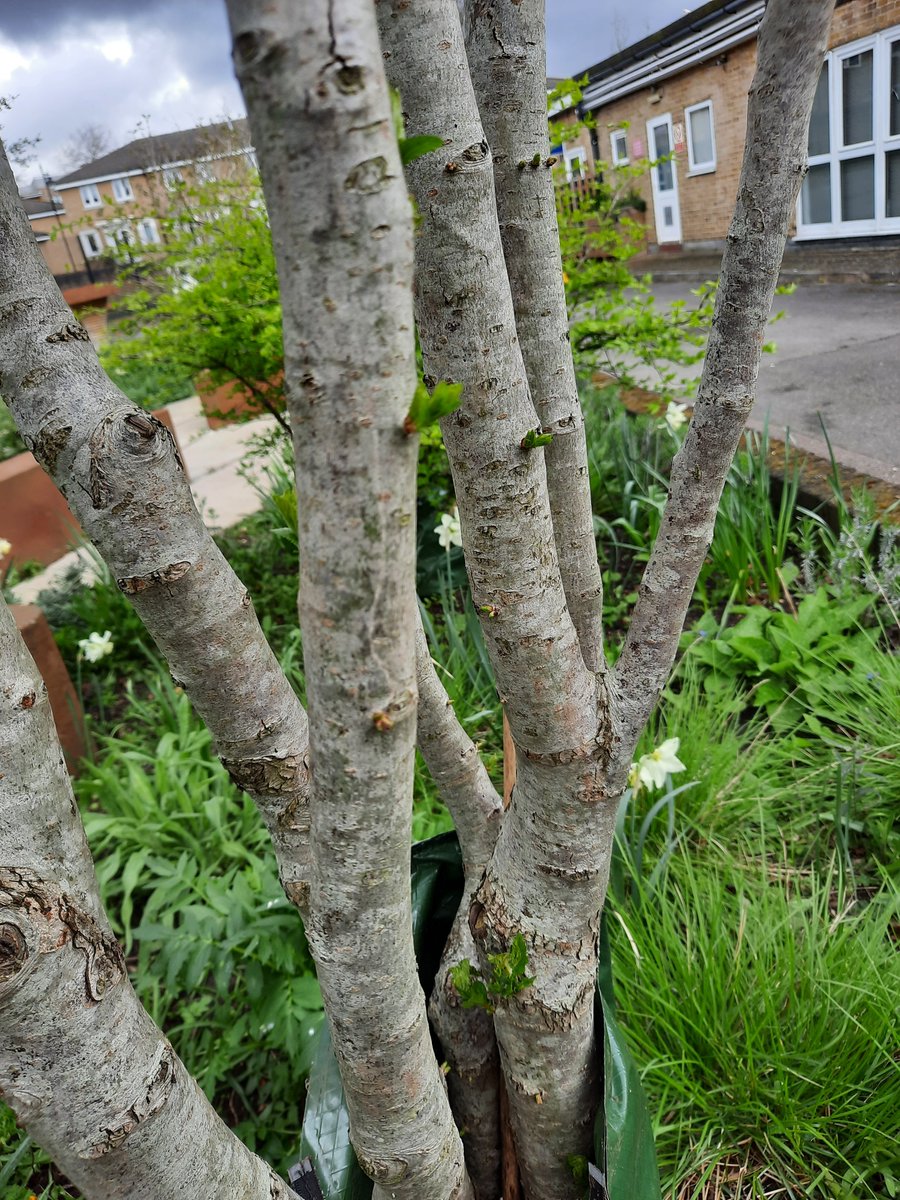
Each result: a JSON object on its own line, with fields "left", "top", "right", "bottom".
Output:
{"left": 225, "top": 2, "right": 471, "bottom": 1197}
{"left": 379, "top": 0, "right": 834, "bottom": 1194}
{"left": 0, "top": 598, "right": 298, "bottom": 1200}
{"left": 0, "top": 0, "right": 835, "bottom": 1195}
{"left": 464, "top": 0, "right": 604, "bottom": 674}
{"left": 416, "top": 616, "right": 503, "bottom": 1199}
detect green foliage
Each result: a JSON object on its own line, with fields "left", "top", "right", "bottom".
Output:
{"left": 697, "top": 429, "right": 805, "bottom": 607}
{"left": 101, "top": 169, "right": 285, "bottom": 424}
{"left": 406, "top": 378, "right": 463, "bottom": 433}
{"left": 449, "top": 933, "right": 534, "bottom": 1013}
{"left": 520, "top": 427, "right": 553, "bottom": 450}
{"left": 0, "top": 395, "right": 26, "bottom": 463}
{"left": 611, "top": 853, "right": 900, "bottom": 1200}
{"left": 549, "top": 92, "right": 714, "bottom": 402}
{"left": 399, "top": 134, "right": 444, "bottom": 166}
{"left": 98, "top": 356, "right": 194, "bottom": 410}
{"left": 75, "top": 667, "right": 321, "bottom": 1169}
{"left": 684, "top": 587, "right": 885, "bottom": 725}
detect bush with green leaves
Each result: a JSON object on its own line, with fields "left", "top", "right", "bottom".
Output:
{"left": 101, "top": 170, "right": 285, "bottom": 426}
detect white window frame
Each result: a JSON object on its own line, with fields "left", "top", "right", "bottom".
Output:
{"left": 79, "top": 183, "right": 101, "bottom": 209}
{"left": 563, "top": 144, "right": 587, "bottom": 181}
{"left": 162, "top": 166, "right": 184, "bottom": 190}
{"left": 610, "top": 129, "right": 629, "bottom": 165}
{"left": 685, "top": 100, "right": 717, "bottom": 175}
{"left": 111, "top": 177, "right": 134, "bottom": 202}
{"left": 79, "top": 229, "right": 103, "bottom": 258}
{"left": 796, "top": 23, "right": 900, "bottom": 239}
{"left": 137, "top": 218, "right": 161, "bottom": 245}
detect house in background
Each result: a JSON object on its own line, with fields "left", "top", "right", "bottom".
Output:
{"left": 21, "top": 119, "right": 253, "bottom": 341}
{"left": 575, "top": 0, "right": 900, "bottom": 254}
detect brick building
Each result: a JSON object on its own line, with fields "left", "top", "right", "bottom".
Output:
{"left": 575, "top": 0, "right": 900, "bottom": 252}
{"left": 20, "top": 120, "right": 253, "bottom": 339}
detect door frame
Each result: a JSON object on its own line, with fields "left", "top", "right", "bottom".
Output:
{"left": 646, "top": 112, "right": 683, "bottom": 244}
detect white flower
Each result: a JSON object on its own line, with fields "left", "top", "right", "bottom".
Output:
{"left": 628, "top": 736, "right": 686, "bottom": 793}
{"left": 0, "top": 537, "right": 11, "bottom": 558}
{"left": 664, "top": 402, "right": 689, "bottom": 433}
{"left": 435, "top": 509, "right": 462, "bottom": 550}
{"left": 78, "top": 630, "right": 114, "bottom": 663}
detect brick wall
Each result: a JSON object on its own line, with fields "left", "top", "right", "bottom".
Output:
{"left": 829, "top": 0, "right": 900, "bottom": 47}
{"left": 591, "top": 38, "right": 757, "bottom": 248}
{"left": 589, "top": 3, "right": 900, "bottom": 249}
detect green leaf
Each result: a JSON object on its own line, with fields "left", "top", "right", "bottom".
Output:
{"left": 521, "top": 428, "right": 554, "bottom": 450}
{"left": 406, "top": 379, "right": 463, "bottom": 433}
{"left": 399, "top": 135, "right": 444, "bottom": 166}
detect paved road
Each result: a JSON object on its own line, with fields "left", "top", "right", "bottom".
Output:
{"left": 651, "top": 281, "right": 900, "bottom": 482}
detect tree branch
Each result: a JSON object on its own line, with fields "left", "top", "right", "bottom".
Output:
{"left": 614, "top": 0, "right": 836, "bottom": 740}
{"left": 416, "top": 611, "right": 503, "bottom": 1198}
{"left": 0, "top": 598, "right": 298, "bottom": 1200}
{"left": 226, "top": 2, "right": 471, "bottom": 1196}
{"left": 464, "top": 0, "right": 604, "bottom": 673}
{"left": 0, "top": 143, "right": 312, "bottom": 910}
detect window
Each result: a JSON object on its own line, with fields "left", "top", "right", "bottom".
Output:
{"left": 563, "top": 146, "right": 586, "bottom": 181}
{"left": 797, "top": 25, "right": 900, "bottom": 238}
{"left": 685, "top": 101, "right": 716, "bottom": 174}
{"left": 610, "top": 129, "right": 628, "bottom": 165}
{"left": 162, "top": 167, "right": 184, "bottom": 190}
{"left": 79, "top": 229, "right": 102, "bottom": 257}
{"left": 194, "top": 159, "right": 215, "bottom": 184}
{"left": 137, "top": 218, "right": 161, "bottom": 245}
{"left": 111, "top": 177, "right": 134, "bottom": 202}
{"left": 80, "top": 183, "right": 101, "bottom": 208}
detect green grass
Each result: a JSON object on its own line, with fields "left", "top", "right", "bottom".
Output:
{"left": 610, "top": 852, "right": 900, "bottom": 1200}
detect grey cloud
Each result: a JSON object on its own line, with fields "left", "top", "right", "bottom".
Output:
{"left": 547, "top": 0, "right": 706, "bottom": 76}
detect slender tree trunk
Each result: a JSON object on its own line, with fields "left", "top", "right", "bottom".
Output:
{"left": 0, "top": 598, "right": 297, "bottom": 1200}
{"left": 0, "top": 146, "right": 312, "bottom": 911}
{"left": 614, "top": 0, "right": 836, "bottom": 740}
{"left": 465, "top": 0, "right": 604, "bottom": 673}
{"left": 416, "top": 617, "right": 503, "bottom": 1198}
{"left": 377, "top": 2, "right": 609, "bottom": 1192}
{"left": 225, "top": 3, "right": 471, "bottom": 1196}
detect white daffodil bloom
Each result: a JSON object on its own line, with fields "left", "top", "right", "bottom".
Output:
{"left": 628, "top": 736, "right": 686, "bottom": 793}
{"left": 0, "top": 537, "right": 11, "bottom": 558}
{"left": 78, "top": 630, "right": 114, "bottom": 663}
{"left": 435, "top": 509, "right": 462, "bottom": 549}
{"left": 664, "top": 402, "right": 689, "bottom": 433}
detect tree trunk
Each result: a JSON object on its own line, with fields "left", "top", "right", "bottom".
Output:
{"left": 465, "top": 0, "right": 604, "bottom": 674}
{"left": 0, "top": 598, "right": 297, "bottom": 1200}
{"left": 226, "top": 3, "right": 471, "bottom": 1196}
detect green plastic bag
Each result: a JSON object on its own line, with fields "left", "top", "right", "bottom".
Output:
{"left": 299, "top": 832, "right": 661, "bottom": 1200}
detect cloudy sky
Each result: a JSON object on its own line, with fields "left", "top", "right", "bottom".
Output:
{"left": 0, "top": 0, "right": 702, "bottom": 182}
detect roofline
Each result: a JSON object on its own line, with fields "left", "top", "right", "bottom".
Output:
{"left": 52, "top": 144, "right": 255, "bottom": 191}
{"left": 27, "top": 207, "right": 65, "bottom": 219}
{"left": 53, "top": 167, "right": 146, "bottom": 191}
{"left": 582, "top": 0, "right": 764, "bottom": 111}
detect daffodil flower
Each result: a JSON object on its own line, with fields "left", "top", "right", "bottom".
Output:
{"left": 628, "top": 736, "right": 686, "bottom": 794}
{"left": 664, "top": 402, "right": 689, "bottom": 433}
{"left": 435, "top": 509, "right": 462, "bottom": 550}
{"left": 78, "top": 630, "right": 114, "bottom": 663}
{"left": 0, "top": 537, "right": 11, "bottom": 558}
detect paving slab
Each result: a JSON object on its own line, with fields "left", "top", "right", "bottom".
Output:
{"left": 12, "top": 397, "right": 279, "bottom": 603}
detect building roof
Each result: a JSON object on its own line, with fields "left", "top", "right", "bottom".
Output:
{"left": 21, "top": 195, "right": 65, "bottom": 219}
{"left": 53, "top": 118, "right": 251, "bottom": 188}
{"left": 579, "top": 0, "right": 764, "bottom": 110}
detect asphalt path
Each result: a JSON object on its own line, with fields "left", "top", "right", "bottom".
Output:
{"left": 649, "top": 281, "right": 900, "bottom": 482}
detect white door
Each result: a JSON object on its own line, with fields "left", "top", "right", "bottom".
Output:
{"left": 647, "top": 114, "right": 682, "bottom": 244}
